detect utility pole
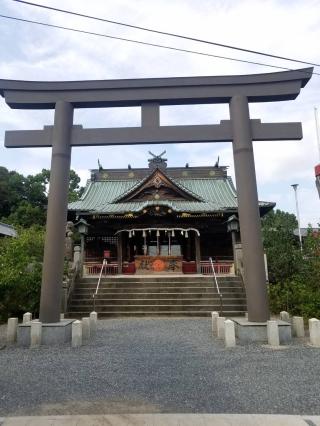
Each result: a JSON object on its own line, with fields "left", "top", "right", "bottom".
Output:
{"left": 314, "top": 107, "right": 320, "bottom": 198}
{"left": 291, "top": 184, "right": 303, "bottom": 252}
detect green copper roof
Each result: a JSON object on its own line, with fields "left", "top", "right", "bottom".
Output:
{"left": 68, "top": 169, "right": 274, "bottom": 215}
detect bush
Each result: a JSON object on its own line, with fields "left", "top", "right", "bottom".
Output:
{"left": 0, "top": 226, "right": 44, "bottom": 321}
{"left": 268, "top": 227, "right": 320, "bottom": 319}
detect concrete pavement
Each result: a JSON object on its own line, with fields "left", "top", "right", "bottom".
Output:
{"left": 1, "top": 414, "right": 320, "bottom": 425}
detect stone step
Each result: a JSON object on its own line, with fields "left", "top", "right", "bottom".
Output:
{"left": 79, "top": 277, "right": 241, "bottom": 285}
{"left": 78, "top": 276, "right": 240, "bottom": 284}
{"left": 66, "top": 310, "right": 246, "bottom": 318}
{"left": 68, "top": 304, "right": 245, "bottom": 312}
{"left": 72, "top": 290, "right": 244, "bottom": 300}
{"left": 70, "top": 297, "right": 246, "bottom": 306}
{"left": 75, "top": 284, "right": 244, "bottom": 291}
{"left": 73, "top": 287, "right": 243, "bottom": 294}
{"left": 69, "top": 274, "right": 246, "bottom": 318}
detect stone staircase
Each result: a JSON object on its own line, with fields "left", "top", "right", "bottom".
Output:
{"left": 67, "top": 275, "right": 246, "bottom": 318}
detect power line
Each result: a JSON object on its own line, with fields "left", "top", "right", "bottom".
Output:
{"left": 11, "top": 0, "right": 320, "bottom": 68}
{"left": 0, "top": 13, "right": 318, "bottom": 76}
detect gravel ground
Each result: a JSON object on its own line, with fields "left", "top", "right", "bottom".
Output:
{"left": 0, "top": 318, "right": 319, "bottom": 416}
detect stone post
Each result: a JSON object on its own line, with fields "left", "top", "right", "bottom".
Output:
{"left": 7, "top": 318, "right": 18, "bottom": 344}
{"left": 23, "top": 312, "right": 32, "bottom": 324}
{"left": 211, "top": 311, "right": 219, "bottom": 336}
{"left": 280, "top": 311, "right": 290, "bottom": 322}
{"left": 39, "top": 101, "right": 74, "bottom": 324}
{"left": 82, "top": 317, "right": 91, "bottom": 340}
{"left": 292, "top": 316, "right": 305, "bottom": 337}
{"left": 30, "top": 321, "right": 42, "bottom": 348}
{"left": 217, "top": 316, "right": 226, "bottom": 339}
{"left": 73, "top": 245, "right": 81, "bottom": 264}
{"left": 234, "top": 243, "right": 243, "bottom": 276}
{"left": 224, "top": 320, "right": 236, "bottom": 347}
{"left": 90, "top": 311, "right": 98, "bottom": 337}
{"left": 309, "top": 318, "right": 320, "bottom": 347}
{"left": 72, "top": 320, "right": 82, "bottom": 347}
{"left": 267, "top": 320, "right": 280, "bottom": 346}
{"left": 229, "top": 95, "right": 269, "bottom": 322}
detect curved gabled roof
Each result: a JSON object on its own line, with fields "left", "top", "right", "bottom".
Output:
{"left": 68, "top": 161, "right": 275, "bottom": 215}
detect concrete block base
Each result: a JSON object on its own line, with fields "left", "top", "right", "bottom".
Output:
{"left": 233, "top": 318, "right": 292, "bottom": 344}
{"left": 17, "top": 319, "right": 75, "bottom": 347}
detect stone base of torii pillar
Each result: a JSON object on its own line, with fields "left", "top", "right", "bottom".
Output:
{"left": 232, "top": 317, "right": 292, "bottom": 344}
{"left": 17, "top": 319, "right": 75, "bottom": 347}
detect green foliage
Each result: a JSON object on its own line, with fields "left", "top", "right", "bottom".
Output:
{"left": 0, "top": 167, "right": 84, "bottom": 227}
{"left": 4, "top": 202, "right": 46, "bottom": 228}
{"left": 262, "top": 209, "right": 301, "bottom": 283}
{"left": 0, "top": 226, "right": 44, "bottom": 321}
{"left": 264, "top": 212, "right": 320, "bottom": 318}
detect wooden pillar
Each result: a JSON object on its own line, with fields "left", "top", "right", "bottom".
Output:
{"left": 117, "top": 232, "right": 123, "bottom": 274}
{"left": 195, "top": 233, "right": 201, "bottom": 273}
{"left": 187, "top": 234, "right": 192, "bottom": 261}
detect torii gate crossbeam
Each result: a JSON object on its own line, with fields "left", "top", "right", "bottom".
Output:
{"left": 0, "top": 68, "right": 313, "bottom": 324}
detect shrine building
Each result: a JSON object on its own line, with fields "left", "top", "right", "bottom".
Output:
{"left": 68, "top": 152, "right": 274, "bottom": 276}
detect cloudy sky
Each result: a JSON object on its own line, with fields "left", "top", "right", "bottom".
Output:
{"left": 0, "top": 0, "right": 319, "bottom": 226}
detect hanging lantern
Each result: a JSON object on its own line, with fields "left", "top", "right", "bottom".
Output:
{"left": 149, "top": 229, "right": 151, "bottom": 234}
{"left": 132, "top": 230, "right": 135, "bottom": 236}
{"left": 185, "top": 231, "right": 188, "bottom": 238}
{"left": 172, "top": 230, "right": 175, "bottom": 237}
{"left": 129, "top": 231, "right": 132, "bottom": 238}
{"left": 156, "top": 230, "right": 160, "bottom": 237}
{"left": 181, "top": 230, "right": 184, "bottom": 235}
{"left": 142, "top": 230, "right": 146, "bottom": 237}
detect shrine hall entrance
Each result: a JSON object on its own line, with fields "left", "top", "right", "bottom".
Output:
{"left": 117, "top": 228, "right": 200, "bottom": 274}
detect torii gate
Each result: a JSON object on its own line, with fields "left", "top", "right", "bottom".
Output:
{"left": 0, "top": 68, "right": 313, "bottom": 324}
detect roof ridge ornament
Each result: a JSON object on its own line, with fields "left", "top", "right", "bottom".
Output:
{"left": 148, "top": 150, "right": 167, "bottom": 169}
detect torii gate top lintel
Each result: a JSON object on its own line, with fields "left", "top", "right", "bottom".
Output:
{"left": 0, "top": 67, "right": 313, "bottom": 109}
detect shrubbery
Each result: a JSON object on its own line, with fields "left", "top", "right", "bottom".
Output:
{"left": 263, "top": 210, "right": 320, "bottom": 318}
{"left": 0, "top": 226, "right": 44, "bottom": 321}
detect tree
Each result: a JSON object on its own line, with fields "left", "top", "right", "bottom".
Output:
{"left": 0, "top": 167, "right": 84, "bottom": 227}
{"left": 263, "top": 210, "right": 320, "bottom": 318}
{"left": 0, "top": 226, "right": 45, "bottom": 320}
{"left": 262, "top": 209, "right": 301, "bottom": 283}
{"left": 0, "top": 167, "right": 25, "bottom": 218}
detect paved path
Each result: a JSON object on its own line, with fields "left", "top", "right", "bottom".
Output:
{"left": 1, "top": 414, "right": 320, "bottom": 425}
{"left": 0, "top": 319, "right": 319, "bottom": 417}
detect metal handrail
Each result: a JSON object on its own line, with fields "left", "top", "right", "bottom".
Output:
{"left": 92, "top": 258, "right": 107, "bottom": 311}
{"left": 209, "top": 257, "right": 223, "bottom": 315}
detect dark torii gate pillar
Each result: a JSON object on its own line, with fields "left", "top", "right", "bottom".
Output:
{"left": 39, "top": 101, "right": 73, "bottom": 323}
{"left": 230, "top": 95, "right": 268, "bottom": 320}
{"left": 0, "top": 68, "right": 312, "bottom": 323}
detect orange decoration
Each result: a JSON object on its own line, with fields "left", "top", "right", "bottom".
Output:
{"left": 152, "top": 259, "right": 166, "bottom": 272}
